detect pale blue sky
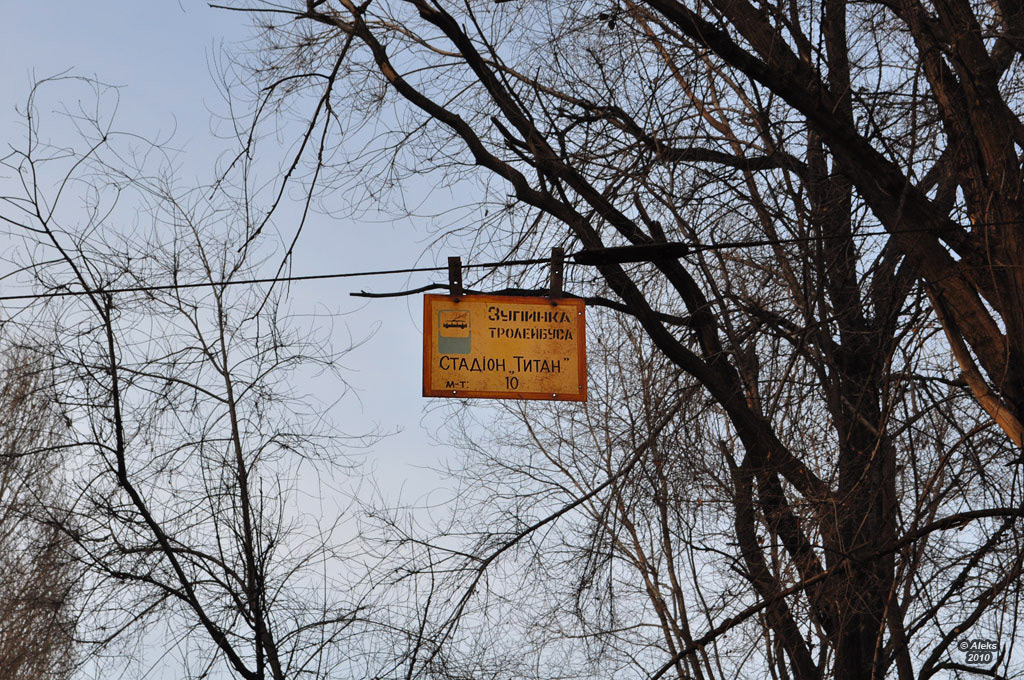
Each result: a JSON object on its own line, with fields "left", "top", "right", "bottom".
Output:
{"left": 0, "top": 2, "right": 455, "bottom": 499}
{"left": 1, "top": 8, "right": 499, "bottom": 676}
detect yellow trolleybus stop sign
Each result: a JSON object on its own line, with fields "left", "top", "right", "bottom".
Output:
{"left": 423, "top": 294, "right": 586, "bottom": 401}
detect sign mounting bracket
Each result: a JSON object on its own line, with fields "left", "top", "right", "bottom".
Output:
{"left": 448, "top": 256, "right": 464, "bottom": 297}
{"left": 548, "top": 247, "right": 564, "bottom": 301}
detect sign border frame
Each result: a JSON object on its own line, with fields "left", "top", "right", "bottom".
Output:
{"left": 423, "top": 293, "right": 587, "bottom": 401}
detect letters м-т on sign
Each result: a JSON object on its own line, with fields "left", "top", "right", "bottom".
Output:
{"left": 422, "top": 294, "right": 587, "bottom": 401}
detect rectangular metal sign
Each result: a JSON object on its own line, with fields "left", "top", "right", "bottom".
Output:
{"left": 423, "top": 294, "right": 586, "bottom": 401}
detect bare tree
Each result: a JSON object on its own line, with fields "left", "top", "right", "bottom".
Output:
{"left": 0, "top": 346, "right": 78, "bottom": 680}
{"left": 207, "top": 1, "right": 1024, "bottom": 678}
{"left": 0, "top": 77, "right": 376, "bottom": 680}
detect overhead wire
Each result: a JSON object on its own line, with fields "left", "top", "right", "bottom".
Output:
{"left": 0, "top": 221, "right": 1019, "bottom": 303}
{"left": 0, "top": 258, "right": 551, "bottom": 302}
